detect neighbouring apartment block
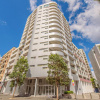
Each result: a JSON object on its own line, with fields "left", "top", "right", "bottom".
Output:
{"left": 89, "top": 44, "right": 100, "bottom": 85}
{"left": 0, "top": 47, "right": 16, "bottom": 91}
{"left": 2, "top": 2, "right": 93, "bottom": 96}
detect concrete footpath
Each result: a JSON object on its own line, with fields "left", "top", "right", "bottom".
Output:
{"left": 0, "top": 94, "right": 100, "bottom": 100}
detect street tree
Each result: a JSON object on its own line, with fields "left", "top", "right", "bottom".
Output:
{"left": 9, "top": 56, "right": 29, "bottom": 97}
{"left": 90, "top": 77, "right": 96, "bottom": 88}
{"left": 47, "top": 54, "right": 69, "bottom": 100}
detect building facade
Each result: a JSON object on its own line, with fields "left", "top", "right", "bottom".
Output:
{"left": 0, "top": 47, "right": 16, "bottom": 92}
{"left": 3, "top": 2, "right": 93, "bottom": 96}
{"left": 89, "top": 44, "right": 100, "bottom": 85}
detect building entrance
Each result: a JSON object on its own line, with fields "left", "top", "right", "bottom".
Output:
{"left": 26, "top": 78, "right": 56, "bottom": 96}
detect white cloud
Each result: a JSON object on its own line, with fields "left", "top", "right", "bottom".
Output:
{"left": 58, "top": 0, "right": 81, "bottom": 12}
{"left": 42, "top": 0, "right": 52, "bottom": 3}
{"left": 88, "top": 61, "right": 91, "bottom": 65}
{"left": 58, "top": 4, "right": 63, "bottom": 13}
{"left": 29, "top": 0, "right": 37, "bottom": 11}
{"left": 79, "top": 42, "right": 89, "bottom": 51}
{"left": 70, "top": 0, "right": 100, "bottom": 43}
{"left": 0, "top": 20, "right": 7, "bottom": 25}
{"left": 58, "top": 0, "right": 81, "bottom": 24}
{"left": 71, "top": 32, "right": 82, "bottom": 39}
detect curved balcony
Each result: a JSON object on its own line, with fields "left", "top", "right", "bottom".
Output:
{"left": 49, "top": 8, "right": 60, "bottom": 14}
{"left": 50, "top": 51, "right": 64, "bottom": 56}
{"left": 49, "top": 13, "right": 61, "bottom": 20}
{"left": 49, "top": 13, "right": 61, "bottom": 19}
{"left": 49, "top": 19, "right": 63, "bottom": 27}
{"left": 49, "top": 44, "right": 63, "bottom": 50}
{"left": 49, "top": 37, "right": 62, "bottom": 43}
{"left": 49, "top": 32, "right": 62, "bottom": 38}
{"left": 49, "top": 21, "right": 63, "bottom": 28}
{"left": 49, "top": 27, "right": 64, "bottom": 35}
{"left": 49, "top": 23, "right": 63, "bottom": 29}
{"left": 49, "top": 18, "right": 60, "bottom": 23}
{"left": 49, "top": 16, "right": 62, "bottom": 23}
{"left": 49, "top": 3, "right": 57, "bottom": 8}
{"left": 49, "top": 25, "right": 62, "bottom": 32}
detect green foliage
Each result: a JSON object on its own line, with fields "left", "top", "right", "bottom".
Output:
{"left": 90, "top": 77, "right": 96, "bottom": 88}
{"left": 47, "top": 54, "right": 69, "bottom": 86}
{"left": 9, "top": 56, "right": 29, "bottom": 87}
{"left": 95, "top": 0, "right": 100, "bottom": 2}
{"left": 64, "top": 91, "right": 73, "bottom": 94}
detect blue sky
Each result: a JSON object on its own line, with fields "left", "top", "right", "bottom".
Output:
{"left": 0, "top": 0, "right": 100, "bottom": 70}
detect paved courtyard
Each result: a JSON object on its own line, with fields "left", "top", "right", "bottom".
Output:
{"left": 0, "top": 94, "right": 100, "bottom": 100}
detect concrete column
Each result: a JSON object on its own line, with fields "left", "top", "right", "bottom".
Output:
{"left": 70, "top": 79, "right": 75, "bottom": 93}
{"left": 4, "top": 80, "right": 11, "bottom": 94}
{"left": 34, "top": 78, "right": 37, "bottom": 96}
{"left": 31, "top": 79, "right": 34, "bottom": 95}
{"left": 77, "top": 80, "right": 83, "bottom": 95}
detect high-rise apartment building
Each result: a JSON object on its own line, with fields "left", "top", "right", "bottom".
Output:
{"left": 0, "top": 47, "right": 16, "bottom": 92}
{"left": 89, "top": 44, "right": 100, "bottom": 85}
{"left": 3, "top": 2, "right": 93, "bottom": 96}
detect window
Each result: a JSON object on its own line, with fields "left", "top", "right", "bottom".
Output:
{"left": 31, "top": 57, "right": 36, "bottom": 59}
{"left": 40, "top": 36, "right": 48, "bottom": 38}
{"left": 43, "top": 67, "right": 48, "bottom": 69}
{"left": 44, "top": 4, "right": 49, "bottom": 8}
{"left": 35, "top": 32, "right": 39, "bottom": 34}
{"left": 32, "top": 49, "right": 37, "bottom": 51}
{"left": 43, "top": 18, "right": 48, "bottom": 21}
{"left": 40, "top": 6, "right": 42, "bottom": 9}
{"left": 40, "top": 42, "right": 48, "bottom": 44}
{"left": 41, "top": 31, "right": 48, "bottom": 34}
{"left": 36, "top": 28, "right": 40, "bottom": 30}
{"left": 38, "top": 17, "right": 41, "bottom": 19}
{"left": 43, "top": 58, "right": 48, "bottom": 60}
{"left": 44, "top": 49, "right": 48, "bottom": 52}
{"left": 34, "top": 37, "right": 38, "bottom": 39}
{"left": 42, "top": 26, "right": 48, "bottom": 29}
{"left": 37, "top": 24, "right": 40, "bottom": 26}
{"left": 39, "top": 48, "right": 48, "bottom": 50}
{"left": 30, "top": 65, "right": 35, "bottom": 67}
{"left": 33, "top": 43, "right": 38, "bottom": 45}
{"left": 38, "top": 55, "right": 48, "bottom": 58}
{"left": 38, "top": 64, "right": 48, "bottom": 66}
{"left": 43, "top": 15, "right": 48, "bottom": 17}
{"left": 37, "top": 20, "right": 41, "bottom": 22}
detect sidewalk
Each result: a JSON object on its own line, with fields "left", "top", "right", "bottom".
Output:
{"left": 0, "top": 94, "right": 99, "bottom": 100}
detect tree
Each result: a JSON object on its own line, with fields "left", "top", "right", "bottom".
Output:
{"left": 95, "top": 0, "right": 100, "bottom": 3}
{"left": 90, "top": 77, "right": 96, "bottom": 88}
{"left": 47, "top": 54, "right": 69, "bottom": 100}
{"left": 9, "top": 56, "right": 29, "bottom": 97}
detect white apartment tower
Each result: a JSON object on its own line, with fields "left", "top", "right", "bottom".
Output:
{"left": 89, "top": 44, "right": 100, "bottom": 85}
{"left": 3, "top": 2, "right": 93, "bottom": 96}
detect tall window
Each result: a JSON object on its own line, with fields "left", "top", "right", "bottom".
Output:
{"left": 44, "top": 4, "right": 49, "bottom": 8}
{"left": 40, "top": 6, "right": 42, "bottom": 9}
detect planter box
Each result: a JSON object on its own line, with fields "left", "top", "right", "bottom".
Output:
{"left": 83, "top": 93, "right": 91, "bottom": 99}
{"left": 63, "top": 94, "right": 76, "bottom": 99}
{"left": 76, "top": 95, "right": 83, "bottom": 99}
{"left": 91, "top": 93, "right": 100, "bottom": 99}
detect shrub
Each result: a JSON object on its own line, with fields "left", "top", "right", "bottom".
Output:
{"left": 64, "top": 91, "right": 73, "bottom": 94}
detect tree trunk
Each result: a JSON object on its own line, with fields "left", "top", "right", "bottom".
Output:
{"left": 56, "top": 85, "right": 59, "bottom": 100}
{"left": 12, "top": 84, "right": 17, "bottom": 98}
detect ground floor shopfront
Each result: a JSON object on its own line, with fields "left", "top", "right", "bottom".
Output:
{"left": 2, "top": 77, "right": 93, "bottom": 96}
